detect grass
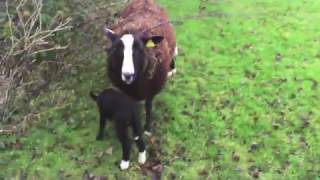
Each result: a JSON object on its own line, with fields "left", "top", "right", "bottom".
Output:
{"left": 1, "top": 0, "right": 320, "bottom": 179}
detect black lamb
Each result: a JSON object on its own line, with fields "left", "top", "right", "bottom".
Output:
{"left": 90, "top": 88, "right": 146, "bottom": 170}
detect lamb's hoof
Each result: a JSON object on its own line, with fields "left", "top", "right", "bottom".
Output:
{"left": 144, "top": 131, "right": 152, "bottom": 136}
{"left": 167, "top": 68, "right": 177, "bottom": 77}
{"left": 134, "top": 136, "right": 140, "bottom": 141}
{"left": 138, "top": 150, "right": 146, "bottom": 164}
{"left": 120, "top": 160, "right": 130, "bottom": 170}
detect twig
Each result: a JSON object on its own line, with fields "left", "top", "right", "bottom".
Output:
{"left": 30, "top": 44, "right": 69, "bottom": 55}
{"left": 5, "top": 0, "right": 14, "bottom": 58}
{"left": 0, "top": 129, "right": 14, "bottom": 134}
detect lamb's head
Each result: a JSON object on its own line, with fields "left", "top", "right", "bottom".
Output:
{"left": 104, "top": 27, "right": 163, "bottom": 84}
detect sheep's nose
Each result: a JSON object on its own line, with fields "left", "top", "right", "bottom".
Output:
{"left": 122, "top": 73, "right": 134, "bottom": 83}
{"left": 124, "top": 73, "right": 133, "bottom": 80}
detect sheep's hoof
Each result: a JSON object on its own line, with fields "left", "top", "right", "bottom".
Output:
{"left": 144, "top": 131, "right": 152, "bottom": 136}
{"left": 120, "top": 160, "right": 130, "bottom": 170}
{"left": 167, "top": 68, "right": 177, "bottom": 77}
{"left": 138, "top": 150, "right": 147, "bottom": 164}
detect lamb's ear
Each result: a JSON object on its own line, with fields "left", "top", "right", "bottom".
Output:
{"left": 103, "top": 26, "right": 118, "bottom": 42}
{"left": 143, "top": 36, "right": 164, "bottom": 48}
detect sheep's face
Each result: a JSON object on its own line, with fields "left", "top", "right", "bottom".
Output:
{"left": 104, "top": 27, "right": 163, "bottom": 84}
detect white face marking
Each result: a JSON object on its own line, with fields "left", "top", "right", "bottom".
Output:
{"left": 120, "top": 34, "right": 135, "bottom": 84}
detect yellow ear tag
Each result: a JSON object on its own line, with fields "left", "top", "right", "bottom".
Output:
{"left": 146, "top": 40, "right": 156, "bottom": 48}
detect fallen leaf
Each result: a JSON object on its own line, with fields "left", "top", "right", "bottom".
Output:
{"left": 198, "top": 169, "right": 209, "bottom": 177}
{"left": 248, "top": 165, "right": 260, "bottom": 179}
{"left": 275, "top": 53, "right": 283, "bottom": 61}
{"left": 96, "top": 151, "right": 104, "bottom": 158}
{"left": 232, "top": 154, "right": 240, "bottom": 162}
{"left": 140, "top": 159, "right": 163, "bottom": 179}
{"left": 149, "top": 136, "right": 157, "bottom": 145}
{"left": 15, "top": 140, "right": 23, "bottom": 150}
{"left": 151, "top": 163, "right": 163, "bottom": 173}
{"left": 300, "top": 137, "right": 308, "bottom": 148}
{"left": 249, "top": 143, "right": 258, "bottom": 152}
{"left": 105, "top": 147, "right": 113, "bottom": 155}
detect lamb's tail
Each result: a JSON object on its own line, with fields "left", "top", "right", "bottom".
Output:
{"left": 89, "top": 91, "right": 98, "bottom": 101}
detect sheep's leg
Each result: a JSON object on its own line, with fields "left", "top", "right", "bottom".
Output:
{"left": 117, "top": 123, "right": 131, "bottom": 170}
{"left": 174, "top": 46, "right": 179, "bottom": 57}
{"left": 144, "top": 99, "right": 153, "bottom": 136}
{"left": 170, "top": 59, "right": 176, "bottom": 71}
{"left": 132, "top": 115, "right": 146, "bottom": 164}
{"left": 168, "top": 46, "right": 178, "bottom": 77}
{"left": 96, "top": 112, "right": 107, "bottom": 140}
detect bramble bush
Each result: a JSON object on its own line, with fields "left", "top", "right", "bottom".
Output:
{"left": 0, "top": 0, "right": 122, "bottom": 124}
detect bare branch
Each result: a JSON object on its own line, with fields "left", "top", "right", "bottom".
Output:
{"left": 30, "top": 44, "right": 69, "bottom": 55}
{"left": 1, "top": 0, "right": 72, "bottom": 122}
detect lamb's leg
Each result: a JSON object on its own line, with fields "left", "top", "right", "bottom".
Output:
{"left": 96, "top": 112, "right": 107, "bottom": 140}
{"left": 144, "top": 99, "right": 153, "bottom": 136}
{"left": 132, "top": 115, "right": 146, "bottom": 164}
{"left": 117, "top": 123, "right": 131, "bottom": 170}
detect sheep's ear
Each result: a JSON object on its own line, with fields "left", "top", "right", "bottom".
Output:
{"left": 143, "top": 36, "right": 164, "bottom": 48}
{"left": 103, "top": 26, "right": 118, "bottom": 42}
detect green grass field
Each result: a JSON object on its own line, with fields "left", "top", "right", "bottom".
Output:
{"left": 1, "top": 0, "right": 320, "bottom": 179}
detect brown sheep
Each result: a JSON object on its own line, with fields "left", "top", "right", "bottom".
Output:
{"left": 104, "top": 0, "right": 177, "bottom": 134}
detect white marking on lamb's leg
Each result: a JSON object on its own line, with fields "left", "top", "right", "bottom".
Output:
{"left": 120, "top": 160, "right": 130, "bottom": 170}
{"left": 144, "top": 131, "right": 151, "bottom": 136}
{"left": 120, "top": 34, "right": 135, "bottom": 84}
{"left": 134, "top": 136, "right": 139, "bottom": 141}
{"left": 138, "top": 150, "right": 146, "bottom": 164}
